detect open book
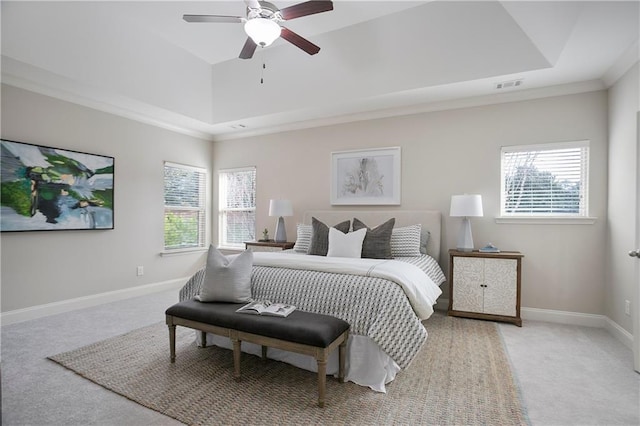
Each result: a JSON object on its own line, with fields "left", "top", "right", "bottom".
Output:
{"left": 236, "top": 300, "right": 296, "bottom": 317}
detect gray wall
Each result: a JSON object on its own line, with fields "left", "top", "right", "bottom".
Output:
{"left": 0, "top": 85, "right": 212, "bottom": 312}
{"left": 213, "top": 90, "right": 609, "bottom": 316}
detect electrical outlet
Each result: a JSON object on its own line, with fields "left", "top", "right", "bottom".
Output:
{"left": 625, "top": 300, "right": 630, "bottom": 316}
{"left": 137, "top": 266, "right": 144, "bottom": 276}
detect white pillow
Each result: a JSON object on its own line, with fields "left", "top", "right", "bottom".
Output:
{"left": 196, "top": 246, "right": 253, "bottom": 303}
{"left": 293, "top": 224, "right": 312, "bottom": 253}
{"left": 390, "top": 224, "right": 422, "bottom": 257}
{"left": 327, "top": 227, "right": 366, "bottom": 258}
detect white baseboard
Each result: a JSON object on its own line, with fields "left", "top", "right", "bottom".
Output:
{"left": 0, "top": 277, "right": 188, "bottom": 326}
{"left": 604, "top": 316, "right": 634, "bottom": 350}
{"left": 521, "top": 307, "right": 607, "bottom": 328}
{"left": 435, "top": 301, "right": 633, "bottom": 349}
{"left": 438, "top": 302, "right": 607, "bottom": 327}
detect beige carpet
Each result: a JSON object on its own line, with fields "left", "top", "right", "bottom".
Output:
{"left": 49, "top": 312, "right": 528, "bottom": 425}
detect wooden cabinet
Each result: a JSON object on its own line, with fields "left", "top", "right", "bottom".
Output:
{"left": 448, "top": 249, "right": 524, "bottom": 326}
{"left": 244, "top": 241, "right": 295, "bottom": 252}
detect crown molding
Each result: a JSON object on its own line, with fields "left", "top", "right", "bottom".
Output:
{"left": 603, "top": 40, "right": 639, "bottom": 87}
{"left": 1, "top": 58, "right": 215, "bottom": 142}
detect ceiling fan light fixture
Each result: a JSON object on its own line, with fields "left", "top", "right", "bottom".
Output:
{"left": 244, "top": 18, "right": 281, "bottom": 47}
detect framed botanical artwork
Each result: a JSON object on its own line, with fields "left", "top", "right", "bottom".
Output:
{"left": 1, "top": 139, "right": 114, "bottom": 232}
{"left": 331, "top": 147, "right": 401, "bottom": 205}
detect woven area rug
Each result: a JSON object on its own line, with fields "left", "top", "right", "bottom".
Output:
{"left": 49, "top": 312, "right": 528, "bottom": 425}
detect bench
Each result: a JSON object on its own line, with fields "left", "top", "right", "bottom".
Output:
{"left": 165, "top": 299, "right": 350, "bottom": 407}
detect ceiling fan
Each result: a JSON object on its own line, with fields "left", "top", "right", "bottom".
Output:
{"left": 183, "top": 0, "right": 334, "bottom": 60}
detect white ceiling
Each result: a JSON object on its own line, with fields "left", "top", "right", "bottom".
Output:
{"left": 2, "top": 1, "right": 639, "bottom": 141}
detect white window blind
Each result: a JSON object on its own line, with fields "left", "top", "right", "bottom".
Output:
{"left": 164, "top": 162, "right": 207, "bottom": 250}
{"left": 501, "top": 141, "right": 589, "bottom": 217}
{"left": 219, "top": 167, "right": 256, "bottom": 248}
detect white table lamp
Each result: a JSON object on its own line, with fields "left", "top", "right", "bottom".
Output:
{"left": 269, "top": 199, "right": 293, "bottom": 243}
{"left": 450, "top": 194, "right": 483, "bottom": 252}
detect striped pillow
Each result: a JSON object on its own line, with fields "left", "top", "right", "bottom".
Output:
{"left": 293, "top": 224, "right": 312, "bottom": 253}
{"left": 390, "top": 224, "right": 422, "bottom": 257}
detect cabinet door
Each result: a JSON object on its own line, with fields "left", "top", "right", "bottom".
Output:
{"left": 452, "top": 257, "right": 484, "bottom": 313}
{"left": 483, "top": 258, "right": 517, "bottom": 316}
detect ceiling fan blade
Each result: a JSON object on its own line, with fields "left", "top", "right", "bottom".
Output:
{"left": 279, "top": 1, "right": 333, "bottom": 20}
{"left": 280, "top": 27, "right": 320, "bottom": 55}
{"left": 244, "top": 0, "right": 261, "bottom": 10}
{"left": 239, "top": 37, "right": 258, "bottom": 59}
{"left": 183, "top": 14, "right": 244, "bottom": 23}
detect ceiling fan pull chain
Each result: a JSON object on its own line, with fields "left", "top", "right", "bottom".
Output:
{"left": 260, "top": 50, "right": 266, "bottom": 84}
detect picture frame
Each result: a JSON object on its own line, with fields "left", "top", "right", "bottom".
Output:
{"left": 330, "top": 147, "right": 401, "bottom": 205}
{"left": 1, "top": 139, "right": 114, "bottom": 232}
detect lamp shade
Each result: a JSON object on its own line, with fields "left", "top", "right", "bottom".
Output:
{"left": 244, "top": 18, "right": 281, "bottom": 47}
{"left": 450, "top": 194, "right": 483, "bottom": 217}
{"left": 269, "top": 199, "right": 293, "bottom": 217}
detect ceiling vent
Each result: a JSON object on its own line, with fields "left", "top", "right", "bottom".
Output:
{"left": 229, "top": 124, "right": 248, "bottom": 129}
{"left": 495, "top": 79, "right": 523, "bottom": 90}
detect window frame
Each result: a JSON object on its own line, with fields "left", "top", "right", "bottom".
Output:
{"left": 498, "top": 140, "right": 596, "bottom": 224}
{"left": 218, "top": 166, "right": 256, "bottom": 249}
{"left": 163, "top": 161, "right": 208, "bottom": 253}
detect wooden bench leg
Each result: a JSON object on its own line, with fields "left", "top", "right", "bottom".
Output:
{"left": 168, "top": 324, "right": 176, "bottom": 363}
{"left": 338, "top": 338, "right": 346, "bottom": 383}
{"left": 200, "top": 330, "right": 207, "bottom": 348}
{"left": 316, "top": 353, "right": 327, "bottom": 408}
{"left": 261, "top": 345, "right": 268, "bottom": 360}
{"left": 231, "top": 336, "right": 242, "bottom": 381}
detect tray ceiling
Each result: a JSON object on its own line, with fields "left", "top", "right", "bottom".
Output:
{"left": 2, "top": 1, "right": 638, "bottom": 140}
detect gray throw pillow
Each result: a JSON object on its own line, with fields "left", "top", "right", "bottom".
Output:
{"left": 352, "top": 217, "right": 395, "bottom": 259}
{"left": 307, "top": 217, "right": 351, "bottom": 256}
{"left": 196, "top": 246, "right": 253, "bottom": 303}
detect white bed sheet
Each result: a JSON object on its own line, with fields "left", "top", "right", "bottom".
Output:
{"left": 197, "top": 332, "right": 401, "bottom": 392}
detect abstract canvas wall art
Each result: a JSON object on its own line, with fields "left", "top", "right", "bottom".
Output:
{"left": 1, "top": 139, "right": 114, "bottom": 231}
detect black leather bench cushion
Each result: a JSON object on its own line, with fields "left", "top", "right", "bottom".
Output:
{"left": 166, "top": 299, "right": 349, "bottom": 348}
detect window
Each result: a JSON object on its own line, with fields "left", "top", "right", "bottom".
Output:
{"left": 500, "top": 141, "right": 589, "bottom": 218}
{"left": 218, "top": 167, "right": 256, "bottom": 248}
{"left": 164, "top": 162, "right": 207, "bottom": 251}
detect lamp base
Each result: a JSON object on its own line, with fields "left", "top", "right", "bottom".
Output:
{"left": 456, "top": 217, "right": 474, "bottom": 252}
{"left": 274, "top": 216, "right": 287, "bottom": 243}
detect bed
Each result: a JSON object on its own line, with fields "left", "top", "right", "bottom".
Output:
{"left": 179, "top": 210, "right": 446, "bottom": 392}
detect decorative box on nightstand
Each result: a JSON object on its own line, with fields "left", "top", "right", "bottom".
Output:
{"left": 448, "top": 249, "right": 524, "bottom": 326}
{"left": 244, "top": 241, "right": 295, "bottom": 252}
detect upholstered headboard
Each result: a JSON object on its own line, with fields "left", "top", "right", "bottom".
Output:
{"left": 302, "top": 210, "right": 442, "bottom": 263}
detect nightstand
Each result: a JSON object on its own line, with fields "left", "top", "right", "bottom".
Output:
{"left": 448, "top": 249, "right": 524, "bottom": 326}
{"left": 244, "top": 241, "right": 295, "bottom": 252}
